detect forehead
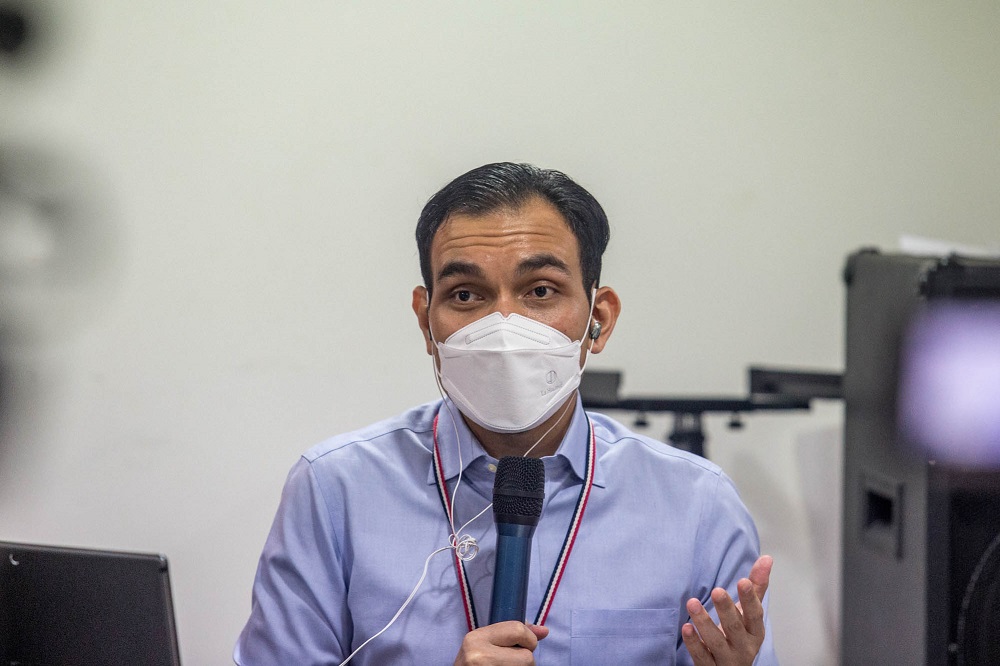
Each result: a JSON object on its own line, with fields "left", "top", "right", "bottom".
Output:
{"left": 429, "top": 197, "right": 581, "bottom": 279}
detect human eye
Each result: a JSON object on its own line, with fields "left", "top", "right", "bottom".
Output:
{"left": 447, "top": 288, "right": 480, "bottom": 305}
{"left": 527, "top": 284, "right": 556, "bottom": 300}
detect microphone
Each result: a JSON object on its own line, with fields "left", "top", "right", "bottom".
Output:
{"left": 489, "top": 456, "right": 545, "bottom": 625}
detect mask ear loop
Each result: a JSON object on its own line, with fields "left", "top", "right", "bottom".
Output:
{"left": 580, "top": 287, "right": 599, "bottom": 371}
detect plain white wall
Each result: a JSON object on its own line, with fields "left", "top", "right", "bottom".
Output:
{"left": 2, "top": 2, "right": 998, "bottom": 664}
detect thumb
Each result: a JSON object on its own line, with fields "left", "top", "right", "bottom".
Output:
{"left": 749, "top": 555, "right": 773, "bottom": 600}
{"left": 528, "top": 624, "right": 549, "bottom": 641}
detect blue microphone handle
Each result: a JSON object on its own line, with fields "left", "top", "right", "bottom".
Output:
{"left": 489, "top": 522, "right": 536, "bottom": 624}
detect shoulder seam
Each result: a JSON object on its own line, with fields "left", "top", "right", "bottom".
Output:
{"left": 305, "top": 420, "right": 434, "bottom": 463}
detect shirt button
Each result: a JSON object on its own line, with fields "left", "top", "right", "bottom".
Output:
{"left": 487, "top": 463, "right": 497, "bottom": 473}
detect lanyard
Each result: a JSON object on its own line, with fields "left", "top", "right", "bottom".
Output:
{"left": 431, "top": 410, "right": 596, "bottom": 631}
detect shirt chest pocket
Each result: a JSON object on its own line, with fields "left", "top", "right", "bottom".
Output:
{"left": 570, "top": 608, "right": 678, "bottom": 665}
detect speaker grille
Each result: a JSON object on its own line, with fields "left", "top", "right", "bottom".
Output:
{"left": 492, "top": 456, "right": 544, "bottom": 521}
{"left": 957, "top": 530, "right": 1000, "bottom": 666}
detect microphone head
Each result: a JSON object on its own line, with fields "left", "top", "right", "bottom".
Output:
{"left": 493, "top": 456, "right": 545, "bottom": 526}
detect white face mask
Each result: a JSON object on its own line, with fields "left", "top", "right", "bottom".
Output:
{"left": 433, "top": 297, "right": 596, "bottom": 434}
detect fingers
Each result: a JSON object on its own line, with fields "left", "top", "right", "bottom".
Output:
{"left": 680, "top": 557, "right": 772, "bottom": 665}
{"left": 454, "top": 622, "right": 546, "bottom": 666}
{"left": 684, "top": 584, "right": 765, "bottom": 666}
{"left": 686, "top": 596, "right": 729, "bottom": 655}
{"left": 712, "top": 586, "right": 747, "bottom": 639}
{"left": 490, "top": 621, "right": 543, "bottom": 650}
{"left": 737, "top": 578, "right": 764, "bottom": 634}
{"left": 681, "top": 620, "right": 715, "bottom": 665}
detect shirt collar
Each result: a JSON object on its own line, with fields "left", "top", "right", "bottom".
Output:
{"left": 427, "top": 395, "right": 605, "bottom": 488}
{"left": 427, "top": 399, "right": 488, "bottom": 484}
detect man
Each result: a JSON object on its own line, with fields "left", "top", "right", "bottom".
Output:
{"left": 235, "top": 163, "right": 777, "bottom": 664}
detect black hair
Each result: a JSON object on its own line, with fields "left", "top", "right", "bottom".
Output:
{"left": 415, "top": 162, "right": 610, "bottom": 296}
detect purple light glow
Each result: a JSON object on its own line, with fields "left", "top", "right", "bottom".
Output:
{"left": 898, "top": 302, "right": 1000, "bottom": 467}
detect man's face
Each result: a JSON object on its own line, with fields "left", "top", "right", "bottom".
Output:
{"left": 414, "top": 196, "right": 597, "bottom": 354}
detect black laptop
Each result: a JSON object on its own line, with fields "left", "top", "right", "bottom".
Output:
{"left": 0, "top": 541, "right": 181, "bottom": 666}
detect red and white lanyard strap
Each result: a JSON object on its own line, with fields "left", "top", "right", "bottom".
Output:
{"left": 431, "top": 412, "right": 597, "bottom": 631}
{"left": 432, "top": 413, "right": 480, "bottom": 632}
{"left": 533, "top": 418, "right": 595, "bottom": 627}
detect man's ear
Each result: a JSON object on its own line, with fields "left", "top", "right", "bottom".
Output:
{"left": 412, "top": 285, "right": 433, "bottom": 355}
{"left": 588, "top": 286, "right": 622, "bottom": 354}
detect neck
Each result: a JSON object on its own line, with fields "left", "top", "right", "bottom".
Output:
{"left": 462, "top": 395, "right": 578, "bottom": 459}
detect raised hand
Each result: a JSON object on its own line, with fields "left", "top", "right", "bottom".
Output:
{"left": 680, "top": 555, "right": 772, "bottom": 665}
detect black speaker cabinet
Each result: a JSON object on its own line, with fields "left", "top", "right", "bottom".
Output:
{"left": 841, "top": 249, "right": 1000, "bottom": 665}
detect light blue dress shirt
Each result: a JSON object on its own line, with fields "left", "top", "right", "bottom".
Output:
{"left": 235, "top": 397, "right": 777, "bottom": 664}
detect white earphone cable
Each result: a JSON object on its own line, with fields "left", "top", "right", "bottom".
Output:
{"left": 336, "top": 543, "right": 452, "bottom": 666}
{"left": 341, "top": 308, "right": 593, "bottom": 663}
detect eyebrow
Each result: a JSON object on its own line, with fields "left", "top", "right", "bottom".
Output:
{"left": 436, "top": 260, "right": 484, "bottom": 283}
{"left": 516, "top": 253, "right": 572, "bottom": 277}
{"left": 434, "top": 253, "right": 572, "bottom": 285}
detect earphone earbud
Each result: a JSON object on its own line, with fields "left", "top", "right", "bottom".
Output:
{"left": 589, "top": 321, "right": 602, "bottom": 340}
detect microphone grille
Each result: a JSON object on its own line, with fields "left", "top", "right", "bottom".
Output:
{"left": 493, "top": 456, "right": 545, "bottom": 521}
